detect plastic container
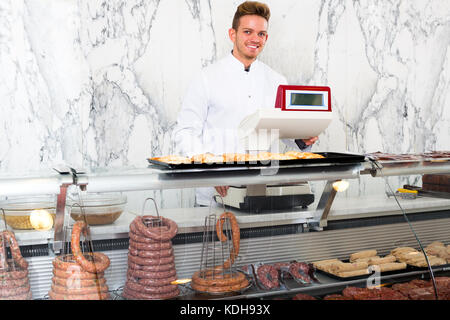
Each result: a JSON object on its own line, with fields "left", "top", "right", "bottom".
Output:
{"left": 69, "top": 193, "right": 127, "bottom": 225}
{"left": 0, "top": 196, "right": 56, "bottom": 230}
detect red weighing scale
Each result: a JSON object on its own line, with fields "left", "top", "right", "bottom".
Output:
{"left": 218, "top": 85, "right": 333, "bottom": 213}
{"left": 238, "top": 85, "right": 333, "bottom": 151}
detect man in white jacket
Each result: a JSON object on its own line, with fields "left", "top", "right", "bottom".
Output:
{"left": 172, "top": 1, "right": 317, "bottom": 206}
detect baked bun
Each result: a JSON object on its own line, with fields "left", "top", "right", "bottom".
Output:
{"left": 151, "top": 155, "right": 192, "bottom": 164}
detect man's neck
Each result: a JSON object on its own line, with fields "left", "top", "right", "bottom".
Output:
{"left": 231, "top": 50, "right": 256, "bottom": 71}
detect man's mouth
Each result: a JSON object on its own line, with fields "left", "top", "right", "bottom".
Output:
{"left": 246, "top": 44, "right": 259, "bottom": 49}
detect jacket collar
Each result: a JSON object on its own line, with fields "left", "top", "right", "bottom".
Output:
{"left": 228, "top": 51, "right": 259, "bottom": 73}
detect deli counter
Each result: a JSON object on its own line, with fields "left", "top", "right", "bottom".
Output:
{"left": 0, "top": 152, "right": 449, "bottom": 300}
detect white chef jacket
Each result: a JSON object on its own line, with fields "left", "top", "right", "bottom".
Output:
{"left": 172, "top": 52, "right": 309, "bottom": 206}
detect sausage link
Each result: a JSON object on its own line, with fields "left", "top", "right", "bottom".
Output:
{"left": 192, "top": 270, "right": 246, "bottom": 287}
{"left": 129, "top": 225, "right": 168, "bottom": 242}
{"left": 215, "top": 212, "right": 240, "bottom": 269}
{"left": 52, "top": 276, "right": 106, "bottom": 288}
{"left": 50, "top": 283, "right": 109, "bottom": 295}
{"left": 71, "top": 221, "right": 110, "bottom": 273}
{"left": 0, "top": 291, "right": 32, "bottom": 300}
{"left": 122, "top": 286, "right": 179, "bottom": 300}
{"left": 131, "top": 216, "right": 178, "bottom": 241}
{"left": 2, "top": 231, "right": 28, "bottom": 270}
{"left": 128, "top": 247, "right": 174, "bottom": 259}
{"left": 134, "top": 275, "right": 177, "bottom": 287}
{"left": 127, "top": 268, "right": 176, "bottom": 280}
{"left": 0, "top": 283, "right": 30, "bottom": 297}
{"left": 191, "top": 278, "right": 249, "bottom": 293}
{"left": 0, "top": 276, "right": 28, "bottom": 289}
{"left": 52, "top": 266, "right": 104, "bottom": 280}
{"left": 129, "top": 238, "right": 172, "bottom": 251}
{"left": 125, "top": 280, "right": 178, "bottom": 294}
{"left": 0, "top": 270, "right": 28, "bottom": 280}
{"left": 48, "top": 290, "right": 110, "bottom": 300}
{"left": 127, "top": 253, "right": 174, "bottom": 266}
{"left": 127, "top": 261, "right": 175, "bottom": 272}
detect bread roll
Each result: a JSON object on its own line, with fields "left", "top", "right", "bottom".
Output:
{"left": 349, "top": 250, "right": 378, "bottom": 262}
{"left": 368, "top": 255, "right": 397, "bottom": 265}
{"left": 329, "top": 261, "right": 368, "bottom": 273}
{"left": 377, "top": 262, "right": 407, "bottom": 272}
{"left": 354, "top": 256, "right": 380, "bottom": 264}
{"left": 390, "top": 247, "right": 418, "bottom": 257}
{"left": 336, "top": 269, "right": 369, "bottom": 278}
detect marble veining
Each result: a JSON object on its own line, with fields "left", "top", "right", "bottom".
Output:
{"left": 0, "top": 0, "right": 449, "bottom": 209}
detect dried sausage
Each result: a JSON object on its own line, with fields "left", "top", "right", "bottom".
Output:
{"left": 215, "top": 212, "right": 240, "bottom": 269}
{"left": 127, "top": 261, "right": 175, "bottom": 272}
{"left": 0, "top": 283, "right": 30, "bottom": 297}
{"left": 0, "top": 291, "right": 31, "bottom": 300}
{"left": 127, "top": 253, "right": 174, "bottom": 266}
{"left": 191, "top": 278, "right": 249, "bottom": 293}
{"left": 52, "top": 267, "right": 104, "bottom": 280}
{"left": 129, "top": 238, "right": 172, "bottom": 251}
{"left": 127, "top": 268, "right": 176, "bottom": 280}
{"left": 128, "top": 247, "right": 174, "bottom": 259}
{"left": 48, "top": 290, "right": 110, "bottom": 300}
{"left": 122, "top": 286, "right": 179, "bottom": 300}
{"left": 0, "top": 276, "right": 28, "bottom": 289}
{"left": 256, "top": 265, "right": 279, "bottom": 289}
{"left": 2, "top": 231, "right": 28, "bottom": 270}
{"left": 50, "top": 283, "right": 109, "bottom": 295}
{"left": 131, "top": 216, "right": 177, "bottom": 241}
{"left": 52, "top": 276, "right": 106, "bottom": 288}
{"left": 71, "top": 221, "right": 110, "bottom": 273}
{"left": 128, "top": 274, "right": 177, "bottom": 287}
{"left": 126, "top": 280, "right": 178, "bottom": 294}
{"left": 192, "top": 270, "right": 246, "bottom": 287}
{"left": 0, "top": 270, "right": 28, "bottom": 280}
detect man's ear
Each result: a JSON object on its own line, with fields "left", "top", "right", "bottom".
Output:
{"left": 228, "top": 28, "right": 236, "bottom": 42}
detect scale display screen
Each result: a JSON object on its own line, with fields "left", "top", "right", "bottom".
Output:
{"left": 290, "top": 93, "right": 323, "bottom": 106}
{"left": 275, "top": 85, "right": 331, "bottom": 112}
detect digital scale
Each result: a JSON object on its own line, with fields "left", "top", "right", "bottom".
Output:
{"left": 217, "top": 85, "right": 333, "bottom": 213}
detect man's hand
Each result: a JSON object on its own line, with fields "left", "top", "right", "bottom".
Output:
{"left": 215, "top": 186, "right": 230, "bottom": 197}
{"left": 302, "top": 136, "right": 318, "bottom": 146}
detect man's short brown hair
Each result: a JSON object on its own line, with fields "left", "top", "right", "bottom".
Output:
{"left": 232, "top": 1, "right": 270, "bottom": 30}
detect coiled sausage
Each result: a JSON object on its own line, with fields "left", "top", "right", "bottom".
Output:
{"left": 131, "top": 216, "right": 177, "bottom": 241}
{"left": 48, "top": 290, "right": 110, "bottom": 300}
{"left": 127, "top": 268, "right": 176, "bottom": 280}
{"left": 52, "top": 276, "right": 106, "bottom": 288}
{"left": 122, "top": 286, "right": 179, "bottom": 300}
{"left": 256, "top": 265, "right": 279, "bottom": 289}
{"left": 127, "top": 261, "right": 175, "bottom": 272}
{"left": 127, "top": 253, "right": 174, "bottom": 266}
{"left": 128, "top": 238, "right": 172, "bottom": 251}
{"left": 71, "top": 221, "right": 110, "bottom": 273}
{"left": 1, "top": 231, "right": 28, "bottom": 270}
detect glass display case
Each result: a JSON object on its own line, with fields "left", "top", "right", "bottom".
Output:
{"left": 0, "top": 154, "right": 449, "bottom": 300}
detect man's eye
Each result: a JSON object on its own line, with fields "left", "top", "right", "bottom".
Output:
{"left": 259, "top": 33, "right": 266, "bottom": 37}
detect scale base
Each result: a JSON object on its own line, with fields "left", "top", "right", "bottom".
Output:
{"left": 216, "top": 185, "right": 315, "bottom": 214}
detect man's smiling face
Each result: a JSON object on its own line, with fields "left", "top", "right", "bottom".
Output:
{"left": 229, "top": 14, "right": 268, "bottom": 67}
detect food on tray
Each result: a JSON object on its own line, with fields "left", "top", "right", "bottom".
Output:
{"left": 124, "top": 215, "right": 179, "bottom": 300}
{"left": 150, "top": 150, "right": 325, "bottom": 165}
{"left": 349, "top": 249, "right": 378, "bottom": 262}
{"left": 328, "top": 261, "right": 369, "bottom": 273}
{"left": 425, "top": 242, "right": 450, "bottom": 262}
{"left": 367, "top": 151, "right": 450, "bottom": 161}
{"left": 367, "top": 255, "right": 397, "bottom": 265}
{"left": 256, "top": 264, "right": 279, "bottom": 290}
{"left": 336, "top": 269, "right": 370, "bottom": 278}
{"left": 150, "top": 155, "right": 192, "bottom": 164}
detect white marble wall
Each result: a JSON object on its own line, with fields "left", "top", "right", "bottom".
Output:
{"left": 1, "top": 0, "right": 449, "bottom": 209}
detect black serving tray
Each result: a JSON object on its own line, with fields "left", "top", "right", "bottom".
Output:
{"left": 147, "top": 152, "right": 365, "bottom": 170}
